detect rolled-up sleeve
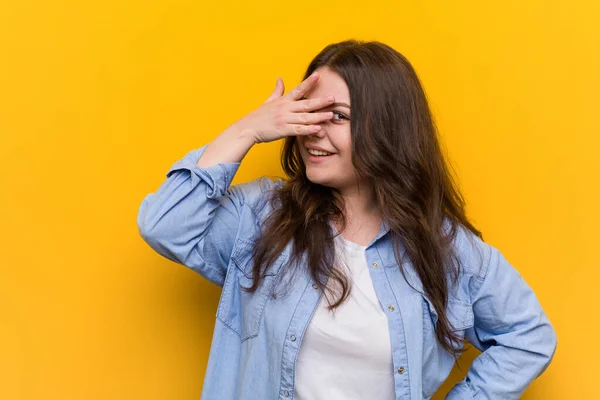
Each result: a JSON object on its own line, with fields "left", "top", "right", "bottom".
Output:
{"left": 446, "top": 244, "right": 558, "bottom": 399}
{"left": 137, "top": 144, "right": 243, "bottom": 287}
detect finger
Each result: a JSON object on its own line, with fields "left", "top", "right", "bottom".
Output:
{"left": 286, "top": 111, "right": 333, "bottom": 125}
{"left": 290, "top": 95, "right": 335, "bottom": 112}
{"left": 286, "top": 72, "right": 320, "bottom": 101}
{"left": 286, "top": 124, "right": 322, "bottom": 136}
{"left": 265, "top": 77, "right": 285, "bottom": 103}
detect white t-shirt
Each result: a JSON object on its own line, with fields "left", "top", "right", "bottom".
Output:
{"left": 294, "top": 234, "right": 395, "bottom": 400}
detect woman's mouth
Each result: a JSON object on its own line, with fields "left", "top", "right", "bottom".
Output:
{"left": 306, "top": 148, "right": 335, "bottom": 163}
{"left": 307, "top": 148, "right": 333, "bottom": 156}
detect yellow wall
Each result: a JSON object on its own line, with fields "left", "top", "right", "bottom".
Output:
{"left": 1, "top": 0, "right": 597, "bottom": 398}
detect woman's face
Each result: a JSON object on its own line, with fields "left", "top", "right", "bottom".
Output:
{"left": 297, "top": 67, "right": 356, "bottom": 192}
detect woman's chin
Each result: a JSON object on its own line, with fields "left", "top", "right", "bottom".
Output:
{"left": 306, "top": 170, "right": 333, "bottom": 187}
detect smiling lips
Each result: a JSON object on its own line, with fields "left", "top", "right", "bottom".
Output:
{"left": 307, "top": 148, "right": 333, "bottom": 156}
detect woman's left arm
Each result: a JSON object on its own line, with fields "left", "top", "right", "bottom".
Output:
{"left": 445, "top": 244, "right": 558, "bottom": 399}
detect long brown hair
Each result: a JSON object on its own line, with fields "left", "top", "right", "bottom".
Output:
{"left": 245, "top": 40, "right": 481, "bottom": 358}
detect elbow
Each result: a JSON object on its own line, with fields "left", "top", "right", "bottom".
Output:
{"left": 138, "top": 222, "right": 182, "bottom": 265}
{"left": 546, "top": 325, "right": 558, "bottom": 366}
{"left": 136, "top": 195, "right": 155, "bottom": 240}
{"left": 138, "top": 217, "right": 174, "bottom": 255}
{"left": 138, "top": 217, "right": 167, "bottom": 255}
{"left": 136, "top": 197, "right": 177, "bottom": 261}
{"left": 136, "top": 194, "right": 170, "bottom": 244}
{"left": 138, "top": 220, "right": 159, "bottom": 247}
{"left": 137, "top": 212, "right": 159, "bottom": 243}
{"left": 549, "top": 324, "right": 558, "bottom": 356}
{"left": 536, "top": 321, "right": 558, "bottom": 377}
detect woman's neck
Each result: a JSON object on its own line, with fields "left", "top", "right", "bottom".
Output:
{"left": 331, "top": 185, "right": 382, "bottom": 246}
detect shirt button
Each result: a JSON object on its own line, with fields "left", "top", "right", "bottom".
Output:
{"left": 290, "top": 334, "right": 297, "bottom": 342}
{"left": 284, "top": 389, "right": 290, "bottom": 397}
{"left": 312, "top": 283, "right": 318, "bottom": 289}
{"left": 388, "top": 305, "right": 395, "bottom": 311}
{"left": 372, "top": 262, "right": 378, "bottom": 268}
{"left": 397, "top": 366, "right": 405, "bottom": 374}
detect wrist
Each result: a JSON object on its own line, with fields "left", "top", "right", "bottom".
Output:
{"left": 227, "top": 121, "right": 259, "bottom": 145}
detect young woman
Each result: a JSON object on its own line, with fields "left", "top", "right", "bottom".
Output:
{"left": 137, "top": 40, "right": 557, "bottom": 400}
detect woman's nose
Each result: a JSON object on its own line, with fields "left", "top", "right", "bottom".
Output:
{"left": 308, "top": 123, "right": 326, "bottom": 139}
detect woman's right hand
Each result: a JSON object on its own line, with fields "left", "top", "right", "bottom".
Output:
{"left": 232, "top": 72, "right": 336, "bottom": 144}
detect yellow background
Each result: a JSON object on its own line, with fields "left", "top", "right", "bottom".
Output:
{"left": 1, "top": 0, "right": 597, "bottom": 398}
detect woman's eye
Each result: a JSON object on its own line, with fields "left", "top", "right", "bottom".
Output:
{"left": 332, "top": 111, "right": 349, "bottom": 121}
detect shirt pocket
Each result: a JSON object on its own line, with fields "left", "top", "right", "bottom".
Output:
{"left": 421, "top": 294, "right": 474, "bottom": 399}
{"left": 216, "top": 237, "right": 287, "bottom": 341}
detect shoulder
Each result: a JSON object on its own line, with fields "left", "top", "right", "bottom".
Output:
{"left": 448, "top": 220, "right": 493, "bottom": 281}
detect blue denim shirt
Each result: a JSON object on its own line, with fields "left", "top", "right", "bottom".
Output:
{"left": 137, "top": 143, "right": 557, "bottom": 400}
